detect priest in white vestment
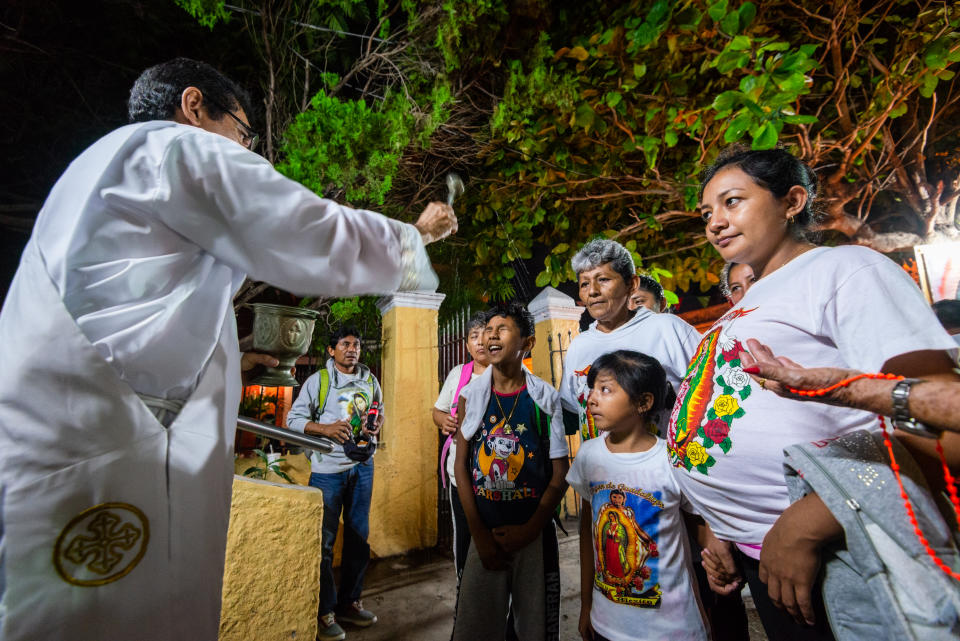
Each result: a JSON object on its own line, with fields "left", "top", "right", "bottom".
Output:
{"left": 0, "top": 58, "right": 456, "bottom": 641}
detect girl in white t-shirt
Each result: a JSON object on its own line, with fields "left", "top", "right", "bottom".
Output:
{"left": 669, "top": 146, "right": 960, "bottom": 641}
{"left": 567, "top": 350, "right": 715, "bottom": 641}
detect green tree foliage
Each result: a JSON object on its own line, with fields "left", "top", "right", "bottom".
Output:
{"left": 457, "top": 0, "right": 960, "bottom": 296}
{"left": 176, "top": 0, "right": 960, "bottom": 304}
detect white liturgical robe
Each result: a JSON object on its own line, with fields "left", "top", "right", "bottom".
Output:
{"left": 0, "top": 121, "right": 439, "bottom": 640}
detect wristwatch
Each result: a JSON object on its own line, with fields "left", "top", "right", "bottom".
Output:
{"left": 890, "top": 378, "right": 942, "bottom": 439}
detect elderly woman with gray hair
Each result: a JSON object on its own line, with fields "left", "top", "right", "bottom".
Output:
{"left": 558, "top": 238, "right": 700, "bottom": 441}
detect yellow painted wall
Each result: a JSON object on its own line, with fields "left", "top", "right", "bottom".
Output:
{"left": 370, "top": 305, "right": 440, "bottom": 555}
{"left": 219, "top": 476, "right": 324, "bottom": 641}
{"left": 530, "top": 317, "right": 582, "bottom": 519}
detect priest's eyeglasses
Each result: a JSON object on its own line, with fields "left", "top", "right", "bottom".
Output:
{"left": 207, "top": 98, "right": 260, "bottom": 152}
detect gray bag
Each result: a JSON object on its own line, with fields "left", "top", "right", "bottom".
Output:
{"left": 783, "top": 430, "right": 960, "bottom": 641}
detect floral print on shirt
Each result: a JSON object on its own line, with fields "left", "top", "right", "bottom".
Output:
{"left": 668, "top": 308, "right": 755, "bottom": 475}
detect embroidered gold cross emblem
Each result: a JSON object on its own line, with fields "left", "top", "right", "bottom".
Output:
{"left": 54, "top": 503, "right": 149, "bottom": 587}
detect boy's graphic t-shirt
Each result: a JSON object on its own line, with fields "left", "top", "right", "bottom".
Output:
{"left": 567, "top": 437, "right": 707, "bottom": 641}
{"left": 665, "top": 246, "right": 959, "bottom": 544}
{"left": 470, "top": 386, "right": 551, "bottom": 528}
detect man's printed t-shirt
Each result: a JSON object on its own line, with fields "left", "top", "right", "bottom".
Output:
{"left": 470, "top": 387, "right": 552, "bottom": 529}
{"left": 666, "top": 246, "right": 960, "bottom": 544}
{"left": 567, "top": 437, "right": 708, "bottom": 641}
{"left": 287, "top": 360, "right": 382, "bottom": 473}
{"left": 560, "top": 309, "right": 700, "bottom": 441}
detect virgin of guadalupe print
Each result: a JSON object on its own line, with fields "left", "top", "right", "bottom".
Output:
{"left": 573, "top": 365, "right": 597, "bottom": 440}
{"left": 340, "top": 389, "right": 371, "bottom": 437}
{"left": 668, "top": 307, "right": 756, "bottom": 475}
{"left": 591, "top": 484, "right": 662, "bottom": 608}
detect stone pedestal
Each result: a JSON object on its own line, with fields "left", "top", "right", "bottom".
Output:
{"left": 373, "top": 291, "right": 446, "bottom": 555}
{"left": 219, "top": 476, "right": 324, "bottom": 641}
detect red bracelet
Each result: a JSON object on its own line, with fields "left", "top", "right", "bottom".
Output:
{"left": 785, "top": 372, "right": 902, "bottom": 397}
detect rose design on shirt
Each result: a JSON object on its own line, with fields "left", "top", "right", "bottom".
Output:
{"left": 686, "top": 442, "right": 710, "bottom": 466}
{"left": 702, "top": 419, "right": 730, "bottom": 443}
{"left": 721, "top": 366, "right": 751, "bottom": 392}
{"left": 719, "top": 337, "right": 744, "bottom": 362}
{"left": 713, "top": 395, "right": 740, "bottom": 417}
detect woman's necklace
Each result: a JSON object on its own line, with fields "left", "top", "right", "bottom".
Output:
{"left": 787, "top": 373, "right": 960, "bottom": 581}
{"left": 492, "top": 382, "right": 523, "bottom": 430}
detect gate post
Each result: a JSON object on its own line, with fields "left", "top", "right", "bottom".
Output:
{"left": 527, "top": 287, "right": 584, "bottom": 388}
{"left": 372, "top": 291, "right": 445, "bottom": 555}
{"left": 527, "top": 287, "right": 584, "bottom": 520}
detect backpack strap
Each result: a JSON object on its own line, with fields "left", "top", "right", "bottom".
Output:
{"left": 441, "top": 362, "right": 475, "bottom": 489}
{"left": 313, "top": 368, "right": 331, "bottom": 422}
{"left": 365, "top": 369, "right": 379, "bottom": 404}
{"left": 450, "top": 361, "right": 475, "bottom": 417}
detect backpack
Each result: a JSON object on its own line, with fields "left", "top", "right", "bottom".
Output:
{"left": 311, "top": 367, "right": 379, "bottom": 462}
{"left": 782, "top": 430, "right": 960, "bottom": 641}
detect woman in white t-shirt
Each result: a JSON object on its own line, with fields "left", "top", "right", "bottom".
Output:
{"left": 667, "top": 146, "right": 960, "bottom": 641}
{"left": 433, "top": 311, "right": 490, "bottom": 579}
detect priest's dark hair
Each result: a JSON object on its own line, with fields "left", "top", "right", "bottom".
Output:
{"left": 933, "top": 299, "right": 960, "bottom": 331}
{"left": 484, "top": 302, "right": 535, "bottom": 338}
{"left": 128, "top": 57, "right": 252, "bottom": 124}
{"left": 329, "top": 325, "right": 363, "bottom": 350}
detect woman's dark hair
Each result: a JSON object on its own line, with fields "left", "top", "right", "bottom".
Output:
{"left": 484, "top": 302, "right": 535, "bottom": 338}
{"left": 329, "top": 325, "right": 362, "bottom": 349}
{"left": 636, "top": 275, "right": 666, "bottom": 305}
{"left": 128, "top": 57, "right": 252, "bottom": 124}
{"left": 700, "top": 145, "right": 822, "bottom": 240}
{"left": 586, "top": 350, "right": 667, "bottom": 415}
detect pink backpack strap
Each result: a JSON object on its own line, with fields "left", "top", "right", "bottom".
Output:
{"left": 441, "top": 361, "right": 475, "bottom": 488}
{"left": 450, "top": 360, "right": 475, "bottom": 417}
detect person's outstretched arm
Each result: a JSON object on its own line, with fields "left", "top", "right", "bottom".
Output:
{"left": 740, "top": 338, "right": 960, "bottom": 433}
{"left": 154, "top": 130, "right": 456, "bottom": 296}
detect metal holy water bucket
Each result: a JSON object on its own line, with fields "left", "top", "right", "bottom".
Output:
{"left": 249, "top": 303, "right": 320, "bottom": 387}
